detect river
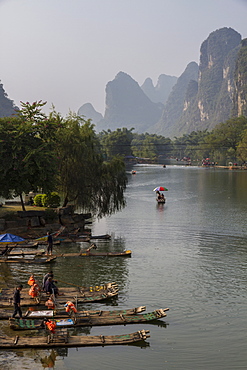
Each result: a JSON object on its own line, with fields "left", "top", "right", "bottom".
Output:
{"left": 0, "top": 164, "right": 247, "bottom": 369}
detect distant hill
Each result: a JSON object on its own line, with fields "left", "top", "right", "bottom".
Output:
{"left": 232, "top": 38, "right": 247, "bottom": 117}
{"left": 151, "top": 27, "right": 242, "bottom": 138}
{"left": 77, "top": 103, "right": 103, "bottom": 125}
{"left": 96, "top": 71, "right": 164, "bottom": 132}
{"left": 149, "top": 62, "right": 199, "bottom": 137}
{"left": 0, "top": 81, "right": 17, "bottom": 117}
{"left": 141, "top": 74, "right": 177, "bottom": 104}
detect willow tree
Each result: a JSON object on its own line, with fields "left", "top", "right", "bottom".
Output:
{"left": 56, "top": 114, "right": 127, "bottom": 217}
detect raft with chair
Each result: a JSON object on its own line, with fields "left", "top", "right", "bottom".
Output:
{"left": 8, "top": 308, "right": 169, "bottom": 330}
{"left": 0, "top": 329, "right": 150, "bottom": 349}
{"left": 0, "top": 282, "right": 119, "bottom": 308}
{"left": 0, "top": 305, "right": 147, "bottom": 320}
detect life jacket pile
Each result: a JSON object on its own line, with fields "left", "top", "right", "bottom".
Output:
{"left": 45, "top": 298, "right": 55, "bottom": 309}
{"left": 45, "top": 320, "right": 56, "bottom": 333}
{"left": 64, "top": 301, "right": 77, "bottom": 313}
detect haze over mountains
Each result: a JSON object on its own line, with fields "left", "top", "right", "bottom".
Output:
{"left": 78, "top": 27, "right": 247, "bottom": 138}
{"left": 0, "top": 27, "right": 246, "bottom": 139}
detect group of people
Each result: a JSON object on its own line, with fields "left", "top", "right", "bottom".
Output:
{"left": 156, "top": 191, "right": 165, "bottom": 201}
{"left": 12, "top": 270, "right": 59, "bottom": 319}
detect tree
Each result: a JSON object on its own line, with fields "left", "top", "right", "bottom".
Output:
{"left": 0, "top": 102, "right": 127, "bottom": 216}
{"left": 131, "top": 133, "right": 172, "bottom": 160}
{"left": 204, "top": 116, "right": 247, "bottom": 164}
{"left": 236, "top": 127, "right": 247, "bottom": 163}
{"left": 0, "top": 102, "right": 60, "bottom": 210}
{"left": 99, "top": 127, "right": 134, "bottom": 160}
{"left": 55, "top": 114, "right": 127, "bottom": 216}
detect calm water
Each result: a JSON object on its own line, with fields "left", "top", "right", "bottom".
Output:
{"left": 0, "top": 165, "right": 247, "bottom": 369}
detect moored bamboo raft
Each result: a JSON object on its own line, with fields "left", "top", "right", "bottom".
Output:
{"left": 0, "top": 283, "right": 119, "bottom": 308}
{"left": 53, "top": 250, "right": 131, "bottom": 258}
{"left": 6, "top": 249, "right": 46, "bottom": 256}
{"left": 0, "top": 306, "right": 147, "bottom": 320}
{"left": 9, "top": 308, "right": 169, "bottom": 330}
{"left": 0, "top": 329, "right": 150, "bottom": 349}
{"left": 0, "top": 256, "right": 56, "bottom": 264}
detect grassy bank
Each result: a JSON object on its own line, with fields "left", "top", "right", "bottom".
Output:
{"left": 0, "top": 205, "right": 49, "bottom": 218}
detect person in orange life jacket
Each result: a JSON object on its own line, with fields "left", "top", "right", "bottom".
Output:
{"left": 12, "top": 284, "right": 23, "bottom": 318}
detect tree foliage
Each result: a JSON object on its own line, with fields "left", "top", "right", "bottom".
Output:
{"left": 0, "top": 102, "right": 127, "bottom": 216}
{"left": 0, "top": 102, "right": 60, "bottom": 210}
{"left": 131, "top": 133, "right": 172, "bottom": 159}
{"left": 99, "top": 127, "right": 134, "bottom": 160}
{"left": 52, "top": 112, "right": 127, "bottom": 216}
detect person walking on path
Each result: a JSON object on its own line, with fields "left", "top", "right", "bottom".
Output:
{"left": 47, "top": 231, "right": 53, "bottom": 255}
{"left": 12, "top": 284, "right": 23, "bottom": 318}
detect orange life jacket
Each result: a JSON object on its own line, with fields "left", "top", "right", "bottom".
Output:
{"left": 45, "top": 298, "right": 55, "bottom": 309}
{"left": 28, "top": 276, "right": 35, "bottom": 286}
{"left": 45, "top": 320, "right": 56, "bottom": 333}
{"left": 29, "top": 283, "right": 39, "bottom": 298}
{"left": 65, "top": 301, "right": 77, "bottom": 313}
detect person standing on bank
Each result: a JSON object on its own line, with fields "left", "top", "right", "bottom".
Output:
{"left": 12, "top": 284, "right": 23, "bottom": 318}
{"left": 47, "top": 231, "right": 53, "bottom": 255}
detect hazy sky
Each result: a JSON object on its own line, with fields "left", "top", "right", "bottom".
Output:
{"left": 0, "top": 0, "right": 246, "bottom": 116}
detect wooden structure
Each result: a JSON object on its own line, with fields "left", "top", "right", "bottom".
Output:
{"left": 0, "top": 282, "right": 119, "bottom": 308}
{"left": 0, "top": 256, "right": 56, "bottom": 264}
{"left": 0, "top": 306, "right": 147, "bottom": 320}
{"left": 0, "top": 329, "right": 150, "bottom": 349}
{"left": 9, "top": 308, "right": 169, "bottom": 330}
{"left": 54, "top": 250, "right": 131, "bottom": 258}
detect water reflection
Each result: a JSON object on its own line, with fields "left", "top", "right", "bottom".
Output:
{"left": 40, "top": 349, "right": 56, "bottom": 368}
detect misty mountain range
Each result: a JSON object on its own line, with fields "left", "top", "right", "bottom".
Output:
{"left": 78, "top": 27, "right": 247, "bottom": 138}
{"left": 0, "top": 27, "right": 246, "bottom": 139}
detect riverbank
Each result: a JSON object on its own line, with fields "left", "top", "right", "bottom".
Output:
{"left": 0, "top": 205, "right": 91, "bottom": 239}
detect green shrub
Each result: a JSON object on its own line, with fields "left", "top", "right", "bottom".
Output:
{"left": 33, "top": 194, "right": 44, "bottom": 207}
{"left": 42, "top": 192, "right": 61, "bottom": 208}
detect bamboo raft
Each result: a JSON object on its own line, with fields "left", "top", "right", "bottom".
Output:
{"left": 7, "top": 249, "right": 45, "bottom": 256}
{"left": 0, "top": 240, "right": 60, "bottom": 250}
{"left": 0, "top": 306, "right": 147, "bottom": 320}
{"left": 0, "top": 250, "right": 131, "bottom": 258}
{"left": 0, "top": 283, "right": 119, "bottom": 307}
{"left": 0, "top": 256, "right": 56, "bottom": 264}
{"left": 55, "top": 234, "right": 111, "bottom": 243}
{"left": 9, "top": 308, "right": 169, "bottom": 330}
{"left": 0, "top": 329, "right": 150, "bottom": 349}
{"left": 53, "top": 250, "right": 131, "bottom": 258}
